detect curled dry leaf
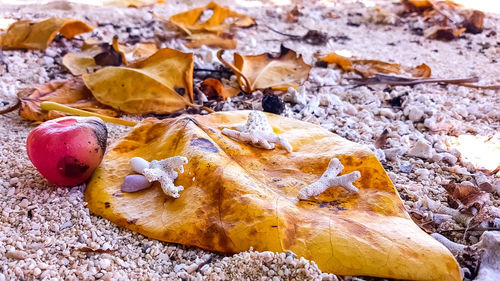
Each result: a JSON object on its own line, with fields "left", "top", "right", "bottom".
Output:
{"left": 86, "top": 111, "right": 460, "bottom": 281}
{"left": 443, "top": 182, "right": 490, "bottom": 211}
{"left": 402, "top": 0, "right": 433, "bottom": 11}
{"left": 0, "top": 17, "right": 93, "bottom": 50}
{"left": 374, "top": 129, "right": 390, "bottom": 149}
{"left": 17, "top": 77, "right": 118, "bottom": 122}
{"left": 285, "top": 5, "right": 301, "bottom": 23}
{"left": 219, "top": 45, "right": 312, "bottom": 93}
{"left": 200, "top": 78, "right": 240, "bottom": 101}
{"left": 401, "top": 0, "right": 484, "bottom": 40}
{"left": 167, "top": 2, "right": 254, "bottom": 49}
{"left": 63, "top": 38, "right": 158, "bottom": 75}
{"left": 319, "top": 52, "right": 431, "bottom": 78}
{"left": 169, "top": 2, "right": 255, "bottom": 35}
{"left": 424, "top": 25, "right": 466, "bottom": 41}
{"left": 83, "top": 48, "right": 196, "bottom": 114}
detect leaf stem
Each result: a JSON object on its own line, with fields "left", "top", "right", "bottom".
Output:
{"left": 40, "top": 101, "right": 137, "bottom": 127}
{"left": 216, "top": 50, "right": 252, "bottom": 93}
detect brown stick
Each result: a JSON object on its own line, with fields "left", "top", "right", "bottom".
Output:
{"left": 439, "top": 227, "right": 500, "bottom": 233}
{"left": 350, "top": 74, "right": 480, "bottom": 86}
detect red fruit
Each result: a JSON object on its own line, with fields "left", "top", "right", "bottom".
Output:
{"left": 26, "top": 116, "right": 108, "bottom": 187}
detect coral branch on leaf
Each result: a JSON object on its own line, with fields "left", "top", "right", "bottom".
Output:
{"left": 222, "top": 111, "right": 292, "bottom": 152}
{"left": 129, "top": 156, "right": 188, "bottom": 198}
{"left": 298, "top": 158, "right": 360, "bottom": 199}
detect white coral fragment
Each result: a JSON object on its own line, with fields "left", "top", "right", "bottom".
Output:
{"left": 298, "top": 158, "right": 361, "bottom": 199}
{"left": 130, "top": 156, "right": 188, "bottom": 198}
{"left": 475, "top": 231, "right": 500, "bottom": 281}
{"left": 221, "top": 111, "right": 292, "bottom": 152}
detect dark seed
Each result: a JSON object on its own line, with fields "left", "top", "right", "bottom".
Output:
{"left": 262, "top": 93, "right": 285, "bottom": 115}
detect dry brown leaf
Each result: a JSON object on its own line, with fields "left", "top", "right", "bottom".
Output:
{"left": 83, "top": 48, "right": 197, "bottom": 114}
{"left": 402, "top": 0, "right": 434, "bottom": 11}
{"left": 63, "top": 38, "right": 158, "bottom": 75}
{"left": 374, "top": 129, "right": 390, "bottom": 149}
{"left": 219, "top": 46, "right": 312, "bottom": 93}
{"left": 74, "top": 246, "right": 117, "bottom": 253}
{"left": 169, "top": 2, "right": 255, "bottom": 36}
{"left": 408, "top": 63, "right": 432, "bottom": 78}
{"left": 184, "top": 34, "right": 236, "bottom": 49}
{"left": 85, "top": 111, "right": 461, "bottom": 280}
{"left": 285, "top": 6, "right": 301, "bottom": 23}
{"left": 17, "top": 78, "right": 119, "bottom": 122}
{"left": 319, "top": 52, "right": 431, "bottom": 78}
{"left": 424, "top": 25, "right": 466, "bottom": 41}
{"left": 0, "top": 17, "right": 93, "bottom": 50}
{"left": 443, "top": 182, "right": 491, "bottom": 211}
{"left": 200, "top": 78, "right": 239, "bottom": 100}
{"left": 401, "top": 0, "right": 484, "bottom": 40}
{"left": 463, "top": 10, "right": 484, "bottom": 34}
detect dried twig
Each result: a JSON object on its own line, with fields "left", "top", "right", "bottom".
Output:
{"left": 265, "top": 25, "right": 329, "bottom": 45}
{"left": 439, "top": 227, "right": 500, "bottom": 233}
{"left": 349, "top": 74, "right": 479, "bottom": 86}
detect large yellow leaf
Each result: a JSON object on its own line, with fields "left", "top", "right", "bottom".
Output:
{"left": 83, "top": 48, "right": 195, "bottom": 114}
{"left": 169, "top": 2, "right": 255, "bottom": 35}
{"left": 320, "top": 52, "right": 431, "bottom": 78}
{"left": 17, "top": 78, "right": 118, "bottom": 122}
{"left": 220, "top": 46, "right": 312, "bottom": 93}
{"left": 85, "top": 111, "right": 461, "bottom": 281}
{"left": 0, "top": 17, "right": 93, "bottom": 50}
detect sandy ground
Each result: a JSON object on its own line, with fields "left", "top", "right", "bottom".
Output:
{"left": 0, "top": 0, "right": 499, "bottom": 280}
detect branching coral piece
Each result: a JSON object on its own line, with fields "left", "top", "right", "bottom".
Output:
{"left": 298, "top": 158, "right": 360, "bottom": 199}
{"left": 221, "top": 111, "right": 292, "bottom": 152}
{"left": 130, "top": 156, "right": 188, "bottom": 198}
{"left": 431, "top": 233, "right": 467, "bottom": 255}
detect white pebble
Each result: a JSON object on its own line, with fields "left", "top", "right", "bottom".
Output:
{"left": 407, "top": 106, "right": 424, "bottom": 122}
{"left": 6, "top": 250, "right": 27, "bottom": 260}
{"left": 130, "top": 157, "right": 150, "bottom": 174}
{"left": 407, "top": 140, "right": 434, "bottom": 159}
{"left": 99, "top": 258, "right": 111, "bottom": 270}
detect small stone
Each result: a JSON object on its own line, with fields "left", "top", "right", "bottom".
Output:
{"left": 378, "top": 108, "right": 395, "bottom": 119}
{"left": 6, "top": 250, "right": 28, "bottom": 260}
{"left": 44, "top": 49, "right": 57, "bottom": 57}
{"left": 19, "top": 198, "right": 29, "bottom": 208}
{"left": 415, "top": 168, "right": 430, "bottom": 180}
{"left": 407, "top": 140, "right": 433, "bottom": 159}
{"left": 9, "top": 177, "right": 19, "bottom": 186}
{"left": 343, "top": 103, "right": 357, "bottom": 116}
{"left": 174, "top": 264, "right": 185, "bottom": 272}
{"left": 130, "top": 157, "right": 150, "bottom": 174}
{"left": 59, "top": 221, "right": 73, "bottom": 231}
{"left": 399, "top": 163, "right": 413, "bottom": 173}
{"left": 99, "top": 258, "right": 111, "bottom": 270}
{"left": 185, "top": 263, "right": 198, "bottom": 274}
{"left": 407, "top": 106, "right": 424, "bottom": 122}
{"left": 121, "top": 174, "right": 152, "bottom": 193}
{"left": 33, "top": 268, "right": 42, "bottom": 276}
{"left": 440, "top": 153, "right": 458, "bottom": 165}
